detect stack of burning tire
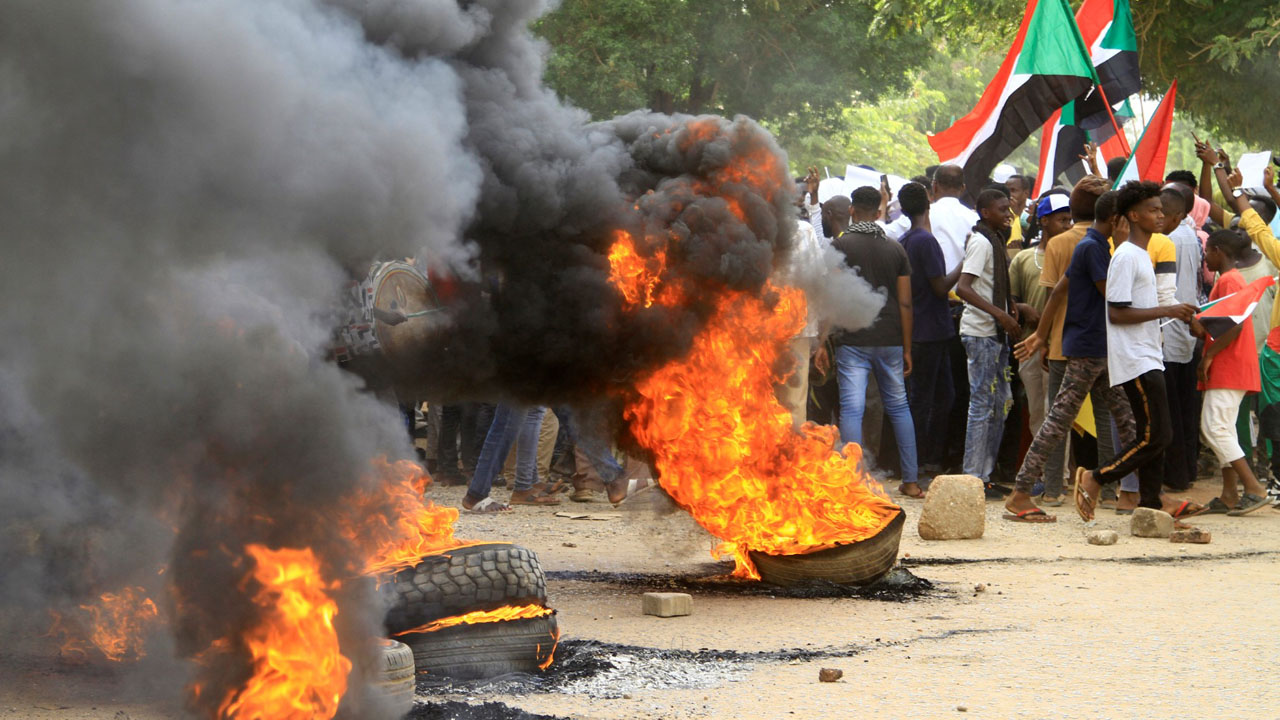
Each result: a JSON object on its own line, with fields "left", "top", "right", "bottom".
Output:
{"left": 383, "top": 543, "right": 558, "bottom": 679}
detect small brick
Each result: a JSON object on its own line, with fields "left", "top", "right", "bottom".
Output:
{"left": 642, "top": 592, "right": 692, "bottom": 618}
{"left": 1169, "top": 528, "right": 1211, "bottom": 544}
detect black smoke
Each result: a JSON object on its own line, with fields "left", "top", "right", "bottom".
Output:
{"left": 0, "top": 1, "right": 880, "bottom": 717}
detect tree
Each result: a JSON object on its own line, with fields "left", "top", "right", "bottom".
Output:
{"left": 535, "top": 0, "right": 932, "bottom": 136}
{"left": 872, "top": 0, "right": 1280, "bottom": 147}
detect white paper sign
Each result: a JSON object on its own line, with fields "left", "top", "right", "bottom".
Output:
{"left": 1238, "top": 150, "right": 1272, "bottom": 191}
{"left": 816, "top": 177, "right": 850, "bottom": 204}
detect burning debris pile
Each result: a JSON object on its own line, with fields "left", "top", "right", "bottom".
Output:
{"left": 1, "top": 0, "right": 888, "bottom": 717}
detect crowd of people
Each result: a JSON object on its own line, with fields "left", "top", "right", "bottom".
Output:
{"left": 412, "top": 146, "right": 1280, "bottom": 524}
{"left": 793, "top": 145, "right": 1280, "bottom": 523}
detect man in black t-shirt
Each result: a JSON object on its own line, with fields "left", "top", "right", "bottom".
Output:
{"left": 828, "top": 185, "right": 921, "bottom": 498}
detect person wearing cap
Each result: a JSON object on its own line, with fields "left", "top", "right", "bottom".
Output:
{"left": 1007, "top": 192, "right": 1073, "bottom": 501}
{"left": 1033, "top": 177, "right": 1114, "bottom": 506}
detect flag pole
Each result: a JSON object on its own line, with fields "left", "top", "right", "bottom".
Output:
{"left": 1059, "top": 0, "right": 1132, "bottom": 158}
{"left": 1093, "top": 81, "right": 1133, "bottom": 157}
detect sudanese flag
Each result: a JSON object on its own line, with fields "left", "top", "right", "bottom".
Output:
{"left": 1197, "top": 275, "right": 1276, "bottom": 340}
{"left": 930, "top": 0, "right": 1095, "bottom": 198}
{"left": 1072, "top": 0, "right": 1141, "bottom": 133}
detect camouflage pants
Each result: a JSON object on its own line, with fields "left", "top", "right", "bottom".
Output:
{"left": 1014, "top": 357, "right": 1135, "bottom": 495}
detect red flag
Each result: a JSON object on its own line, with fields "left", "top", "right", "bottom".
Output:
{"left": 1198, "top": 275, "right": 1275, "bottom": 340}
{"left": 1114, "top": 80, "right": 1177, "bottom": 185}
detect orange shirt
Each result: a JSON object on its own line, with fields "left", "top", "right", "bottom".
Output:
{"left": 1201, "top": 269, "right": 1261, "bottom": 393}
{"left": 1039, "top": 224, "right": 1088, "bottom": 361}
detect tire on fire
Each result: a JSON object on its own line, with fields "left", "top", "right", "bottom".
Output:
{"left": 407, "top": 614, "right": 559, "bottom": 680}
{"left": 747, "top": 509, "right": 907, "bottom": 587}
{"left": 383, "top": 543, "right": 547, "bottom": 634}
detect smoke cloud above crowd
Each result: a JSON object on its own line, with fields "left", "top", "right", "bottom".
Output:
{"left": 0, "top": 0, "right": 881, "bottom": 714}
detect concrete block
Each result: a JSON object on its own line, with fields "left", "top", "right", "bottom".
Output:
{"left": 642, "top": 592, "right": 692, "bottom": 618}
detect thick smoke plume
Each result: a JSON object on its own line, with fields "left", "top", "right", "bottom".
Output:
{"left": 0, "top": 0, "right": 882, "bottom": 716}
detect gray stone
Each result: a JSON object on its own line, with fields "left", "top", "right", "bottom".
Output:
{"left": 642, "top": 592, "right": 692, "bottom": 618}
{"left": 1086, "top": 530, "right": 1119, "bottom": 546}
{"left": 1130, "top": 507, "right": 1175, "bottom": 538}
{"left": 918, "top": 474, "right": 985, "bottom": 540}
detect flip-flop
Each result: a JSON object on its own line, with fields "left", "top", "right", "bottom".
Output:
{"left": 1073, "top": 467, "right": 1096, "bottom": 522}
{"left": 464, "top": 497, "right": 511, "bottom": 514}
{"left": 1166, "top": 499, "right": 1202, "bottom": 519}
{"left": 609, "top": 477, "right": 657, "bottom": 507}
{"left": 1190, "top": 497, "right": 1232, "bottom": 516}
{"left": 1227, "top": 493, "right": 1271, "bottom": 516}
{"left": 509, "top": 492, "right": 561, "bottom": 506}
{"left": 1003, "top": 508, "right": 1057, "bottom": 523}
{"left": 897, "top": 484, "right": 926, "bottom": 499}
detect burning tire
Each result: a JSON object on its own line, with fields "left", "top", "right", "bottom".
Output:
{"left": 373, "top": 639, "right": 415, "bottom": 715}
{"left": 405, "top": 614, "right": 559, "bottom": 680}
{"left": 747, "top": 509, "right": 906, "bottom": 587}
{"left": 383, "top": 543, "right": 547, "bottom": 634}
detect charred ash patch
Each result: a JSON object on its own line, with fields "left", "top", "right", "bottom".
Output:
{"left": 407, "top": 700, "right": 569, "bottom": 720}
{"left": 545, "top": 564, "right": 936, "bottom": 602}
{"left": 413, "top": 628, "right": 1006, "bottom": 701}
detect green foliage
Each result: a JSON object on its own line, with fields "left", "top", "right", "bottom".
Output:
{"left": 768, "top": 48, "right": 1000, "bottom": 177}
{"left": 535, "top": 0, "right": 932, "bottom": 134}
{"left": 872, "top": 0, "right": 1280, "bottom": 147}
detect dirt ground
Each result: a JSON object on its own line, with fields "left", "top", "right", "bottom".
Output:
{"left": 4, "top": 477, "right": 1279, "bottom": 720}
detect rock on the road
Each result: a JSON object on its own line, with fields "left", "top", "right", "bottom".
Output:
{"left": 1130, "top": 508, "right": 1174, "bottom": 538}
{"left": 642, "top": 592, "right": 692, "bottom": 617}
{"left": 918, "top": 474, "right": 985, "bottom": 540}
{"left": 1087, "top": 529, "right": 1119, "bottom": 545}
{"left": 818, "top": 668, "right": 843, "bottom": 682}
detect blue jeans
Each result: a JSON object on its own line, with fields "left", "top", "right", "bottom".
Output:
{"left": 961, "top": 335, "right": 1011, "bottom": 482}
{"left": 835, "top": 345, "right": 918, "bottom": 484}
{"left": 556, "top": 407, "right": 624, "bottom": 484}
{"left": 466, "top": 404, "right": 546, "bottom": 501}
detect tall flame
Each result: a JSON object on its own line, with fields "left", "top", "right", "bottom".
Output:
{"left": 343, "top": 456, "right": 472, "bottom": 577}
{"left": 607, "top": 118, "right": 900, "bottom": 579}
{"left": 216, "top": 545, "right": 351, "bottom": 720}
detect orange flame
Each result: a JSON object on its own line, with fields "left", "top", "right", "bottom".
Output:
{"left": 44, "top": 586, "right": 161, "bottom": 663}
{"left": 342, "top": 457, "right": 472, "bottom": 577}
{"left": 393, "top": 603, "right": 559, "bottom": 670}
{"left": 606, "top": 118, "right": 899, "bottom": 579}
{"left": 392, "top": 603, "right": 553, "bottom": 636}
{"left": 82, "top": 587, "right": 160, "bottom": 662}
{"left": 216, "top": 545, "right": 351, "bottom": 720}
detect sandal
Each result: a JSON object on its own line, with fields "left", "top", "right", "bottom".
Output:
{"left": 897, "top": 483, "right": 926, "bottom": 499}
{"left": 1227, "top": 493, "right": 1271, "bottom": 517}
{"left": 463, "top": 497, "right": 511, "bottom": 514}
{"left": 607, "top": 477, "right": 658, "bottom": 506}
{"left": 1073, "top": 467, "right": 1097, "bottom": 522}
{"left": 509, "top": 491, "right": 561, "bottom": 506}
{"left": 1190, "top": 497, "right": 1232, "bottom": 516}
{"left": 1002, "top": 508, "right": 1056, "bottom": 523}
{"left": 1166, "top": 499, "right": 1203, "bottom": 519}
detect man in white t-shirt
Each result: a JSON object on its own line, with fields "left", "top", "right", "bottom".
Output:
{"left": 955, "top": 188, "right": 1021, "bottom": 496}
{"left": 928, "top": 165, "right": 980, "bottom": 272}
{"left": 1074, "top": 181, "right": 1198, "bottom": 521}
